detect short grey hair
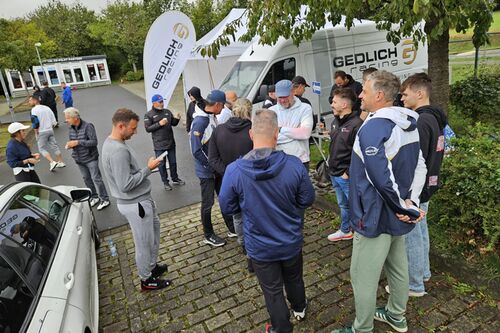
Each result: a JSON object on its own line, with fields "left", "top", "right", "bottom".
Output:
{"left": 63, "top": 107, "right": 81, "bottom": 118}
{"left": 251, "top": 109, "right": 278, "bottom": 136}
{"left": 232, "top": 98, "right": 252, "bottom": 120}
{"left": 367, "top": 70, "right": 401, "bottom": 102}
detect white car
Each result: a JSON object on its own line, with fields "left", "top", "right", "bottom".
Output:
{"left": 0, "top": 182, "right": 99, "bottom": 332}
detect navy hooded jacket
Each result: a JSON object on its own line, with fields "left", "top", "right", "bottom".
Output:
{"left": 219, "top": 149, "right": 315, "bottom": 262}
{"left": 349, "top": 106, "right": 427, "bottom": 238}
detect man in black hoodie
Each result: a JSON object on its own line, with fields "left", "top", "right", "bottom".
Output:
{"left": 398, "top": 73, "right": 447, "bottom": 296}
{"left": 329, "top": 70, "right": 363, "bottom": 112}
{"left": 41, "top": 81, "right": 58, "bottom": 124}
{"left": 144, "top": 94, "right": 185, "bottom": 191}
{"left": 186, "top": 86, "right": 204, "bottom": 133}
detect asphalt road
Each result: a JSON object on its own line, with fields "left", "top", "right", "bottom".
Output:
{"left": 0, "top": 85, "right": 200, "bottom": 231}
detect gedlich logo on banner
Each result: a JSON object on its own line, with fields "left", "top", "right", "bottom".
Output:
{"left": 402, "top": 39, "right": 417, "bottom": 65}
{"left": 144, "top": 11, "right": 196, "bottom": 110}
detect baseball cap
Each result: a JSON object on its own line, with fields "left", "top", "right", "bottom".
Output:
{"left": 206, "top": 90, "right": 226, "bottom": 104}
{"left": 8, "top": 122, "right": 30, "bottom": 134}
{"left": 151, "top": 94, "right": 164, "bottom": 103}
{"left": 292, "top": 76, "right": 310, "bottom": 87}
{"left": 275, "top": 80, "right": 293, "bottom": 97}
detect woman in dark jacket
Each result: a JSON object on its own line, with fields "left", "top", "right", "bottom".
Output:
{"left": 186, "top": 86, "right": 205, "bottom": 133}
{"left": 6, "top": 122, "right": 41, "bottom": 183}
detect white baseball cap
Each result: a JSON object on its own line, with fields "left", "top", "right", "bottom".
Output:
{"left": 8, "top": 122, "right": 30, "bottom": 134}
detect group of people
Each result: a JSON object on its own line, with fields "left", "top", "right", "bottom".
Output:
{"left": 6, "top": 67, "right": 448, "bottom": 333}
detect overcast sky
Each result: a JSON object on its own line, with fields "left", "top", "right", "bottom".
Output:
{"left": 0, "top": 0, "right": 141, "bottom": 19}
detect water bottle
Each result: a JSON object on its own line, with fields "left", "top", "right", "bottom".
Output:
{"left": 107, "top": 238, "right": 117, "bottom": 257}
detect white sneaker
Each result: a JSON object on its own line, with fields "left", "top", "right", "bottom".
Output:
{"left": 56, "top": 162, "right": 66, "bottom": 168}
{"left": 293, "top": 303, "right": 307, "bottom": 321}
{"left": 97, "top": 200, "right": 110, "bottom": 210}
{"left": 90, "top": 197, "right": 100, "bottom": 207}
{"left": 49, "top": 161, "right": 58, "bottom": 171}
{"left": 327, "top": 229, "right": 354, "bottom": 242}
{"left": 227, "top": 232, "right": 238, "bottom": 238}
{"left": 385, "top": 285, "right": 427, "bottom": 297}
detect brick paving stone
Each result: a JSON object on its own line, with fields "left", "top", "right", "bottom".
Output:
{"left": 97, "top": 203, "right": 499, "bottom": 333}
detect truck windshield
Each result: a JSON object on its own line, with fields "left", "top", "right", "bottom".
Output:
{"left": 219, "top": 61, "right": 267, "bottom": 98}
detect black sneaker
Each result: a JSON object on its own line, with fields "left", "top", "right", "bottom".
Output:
{"left": 164, "top": 183, "right": 173, "bottom": 191}
{"left": 140, "top": 276, "right": 171, "bottom": 291}
{"left": 151, "top": 263, "right": 168, "bottom": 278}
{"left": 203, "top": 234, "right": 226, "bottom": 247}
{"left": 172, "top": 178, "right": 185, "bottom": 185}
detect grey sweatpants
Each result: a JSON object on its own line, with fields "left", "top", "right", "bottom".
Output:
{"left": 117, "top": 198, "right": 160, "bottom": 280}
{"left": 37, "top": 130, "right": 61, "bottom": 156}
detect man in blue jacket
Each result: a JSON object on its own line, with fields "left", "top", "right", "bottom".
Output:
{"left": 190, "top": 90, "right": 234, "bottom": 247}
{"left": 61, "top": 82, "right": 73, "bottom": 108}
{"left": 219, "top": 109, "right": 315, "bottom": 333}
{"left": 331, "top": 70, "right": 426, "bottom": 333}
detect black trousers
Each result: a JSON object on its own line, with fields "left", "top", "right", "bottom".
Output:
{"left": 252, "top": 252, "right": 306, "bottom": 333}
{"left": 214, "top": 175, "right": 235, "bottom": 233}
{"left": 199, "top": 177, "right": 234, "bottom": 238}
{"left": 15, "top": 170, "right": 41, "bottom": 183}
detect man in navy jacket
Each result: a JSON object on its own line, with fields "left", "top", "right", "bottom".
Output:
{"left": 219, "top": 109, "right": 315, "bottom": 333}
{"left": 331, "top": 70, "right": 426, "bottom": 333}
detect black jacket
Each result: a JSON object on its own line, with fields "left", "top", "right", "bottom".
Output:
{"left": 41, "top": 87, "right": 57, "bottom": 110}
{"left": 262, "top": 96, "right": 276, "bottom": 109}
{"left": 186, "top": 86, "right": 205, "bottom": 132}
{"left": 68, "top": 120, "right": 99, "bottom": 164}
{"left": 328, "top": 112, "right": 363, "bottom": 176}
{"left": 144, "top": 108, "right": 180, "bottom": 150}
{"left": 208, "top": 118, "right": 253, "bottom": 176}
{"left": 415, "top": 105, "right": 447, "bottom": 203}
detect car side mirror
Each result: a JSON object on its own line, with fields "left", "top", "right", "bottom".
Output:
{"left": 70, "top": 188, "right": 92, "bottom": 203}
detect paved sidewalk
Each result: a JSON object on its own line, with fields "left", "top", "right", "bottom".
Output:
{"left": 97, "top": 203, "right": 499, "bottom": 333}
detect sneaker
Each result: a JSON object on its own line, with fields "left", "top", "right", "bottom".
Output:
{"left": 151, "top": 263, "right": 168, "bottom": 278}
{"left": 330, "top": 328, "right": 354, "bottom": 333}
{"left": 227, "top": 231, "right": 238, "bottom": 238}
{"left": 265, "top": 323, "right": 276, "bottom": 333}
{"left": 89, "top": 197, "right": 100, "bottom": 207}
{"left": 423, "top": 276, "right": 431, "bottom": 282}
{"left": 140, "top": 276, "right": 171, "bottom": 291}
{"left": 293, "top": 302, "right": 307, "bottom": 321}
{"left": 385, "top": 285, "right": 427, "bottom": 297}
{"left": 171, "top": 178, "right": 185, "bottom": 185}
{"left": 49, "top": 161, "right": 58, "bottom": 172}
{"left": 203, "top": 234, "right": 226, "bottom": 247}
{"left": 327, "top": 229, "right": 353, "bottom": 241}
{"left": 374, "top": 307, "right": 408, "bottom": 333}
{"left": 97, "top": 200, "right": 110, "bottom": 210}
{"left": 56, "top": 161, "right": 66, "bottom": 168}
{"left": 164, "top": 183, "right": 173, "bottom": 191}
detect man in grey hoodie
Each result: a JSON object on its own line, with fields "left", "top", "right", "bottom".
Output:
{"left": 102, "top": 108, "right": 171, "bottom": 291}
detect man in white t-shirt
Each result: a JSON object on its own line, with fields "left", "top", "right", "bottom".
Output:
{"left": 29, "top": 96, "right": 65, "bottom": 171}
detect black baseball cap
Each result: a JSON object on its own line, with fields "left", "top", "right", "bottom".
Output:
{"left": 292, "top": 76, "right": 310, "bottom": 87}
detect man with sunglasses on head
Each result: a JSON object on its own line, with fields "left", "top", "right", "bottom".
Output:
{"left": 144, "top": 94, "right": 185, "bottom": 191}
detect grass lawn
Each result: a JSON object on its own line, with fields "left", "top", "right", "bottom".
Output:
{"left": 449, "top": 11, "right": 500, "bottom": 54}
{"left": 451, "top": 63, "right": 500, "bottom": 83}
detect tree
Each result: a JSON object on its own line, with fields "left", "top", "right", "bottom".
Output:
{"left": 88, "top": 0, "right": 150, "bottom": 72}
{"left": 201, "top": 1, "right": 494, "bottom": 111}
{"left": 29, "top": 0, "right": 99, "bottom": 57}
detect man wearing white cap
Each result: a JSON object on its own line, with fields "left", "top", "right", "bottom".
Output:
{"left": 6, "top": 122, "right": 41, "bottom": 183}
{"left": 270, "top": 79, "right": 314, "bottom": 170}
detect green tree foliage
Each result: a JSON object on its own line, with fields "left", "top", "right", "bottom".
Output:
{"left": 0, "top": 19, "right": 57, "bottom": 72}
{"left": 29, "top": 0, "right": 99, "bottom": 57}
{"left": 201, "top": 0, "right": 494, "bottom": 110}
{"left": 88, "top": 0, "right": 150, "bottom": 72}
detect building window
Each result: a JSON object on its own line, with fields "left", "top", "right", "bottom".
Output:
{"left": 36, "top": 70, "right": 46, "bottom": 85}
{"left": 87, "top": 64, "right": 97, "bottom": 81}
{"left": 62, "top": 69, "right": 74, "bottom": 83}
{"left": 47, "top": 69, "right": 59, "bottom": 85}
{"left": 10, "top": 71, "right": 22, "bottom": 89}
{"left": 74, "top": 68, "right": 84, "bottom": 82}
{"left": 22, "top": 72, "right": 34, "bottom": 88}
{"left": 97, "top": 63, "right": 107, "bottom": 80}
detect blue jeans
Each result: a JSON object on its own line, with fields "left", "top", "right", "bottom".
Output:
{"left": 77, "top": 159, "right": 109, "bottom": 201}
{"left": 331, "top": 175, "right": 350, "bottom": 233}
{"left": 405, "top": 201, "right": 430, "bottom": 293}
{"left": 155, "top": 147, "right": 179, "bottom": 184}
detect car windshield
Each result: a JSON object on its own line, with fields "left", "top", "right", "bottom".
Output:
{"left": 219, "top": 61, "right": 267, "bottom": 98}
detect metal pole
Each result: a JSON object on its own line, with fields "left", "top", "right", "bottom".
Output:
{"left": 0, "top": 69, "right": 15, "bottom": 122}
{"left": 473, "top": 46, "right": 479, "bottom": 79}
{"left": 34, "top": 44, "right": 46, "bottom": 84}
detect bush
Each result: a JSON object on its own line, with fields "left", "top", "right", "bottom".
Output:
{"left": 429, "top": 122, "right": 500, "bottom": 253}
{"left": 450, "top": 74, "right": 500, "bottom": 125}
{"left": 125, "top": 70, "right": 144, "bottom": 81}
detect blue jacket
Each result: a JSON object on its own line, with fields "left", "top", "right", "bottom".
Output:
{"left": 190, "top": 105, "right": 216, "bottom": 178}
{"left": 219, "top": 149, "right": 315, "bottom": 262}
{"left": 6, "top": 139, "right": 33, "bottom": 169}
{"left": 349, "top": 107, "right": 427, "bottom": 238}
{"left": 62, "top": 86, "right": 73, "bottom": 106}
